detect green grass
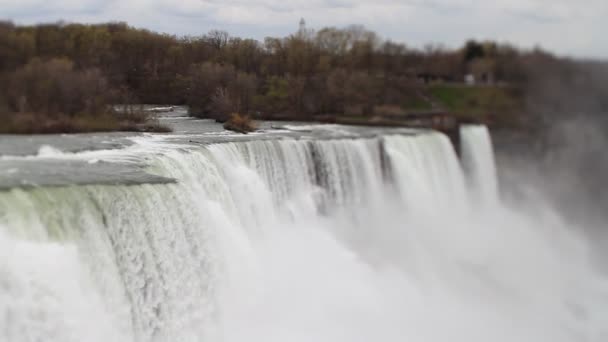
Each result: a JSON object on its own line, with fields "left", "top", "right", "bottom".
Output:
{"left": 429, "top": 85, "right": 524, "bottom": 126}
{"left": 430, "top": 85, "right": 520, "bottom": 114}
{"left": 402, "top": 96, "right": 434, "bottom": 111}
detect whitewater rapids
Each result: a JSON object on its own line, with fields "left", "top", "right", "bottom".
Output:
{"left": 0, "top": 125, "right": 607, "bottom": 342}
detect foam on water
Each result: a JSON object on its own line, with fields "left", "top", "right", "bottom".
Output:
{"left": 0, "top": 229, "right": 132, "bottom": 342}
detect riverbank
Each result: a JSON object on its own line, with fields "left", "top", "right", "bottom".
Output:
{"left": 0, "top": 84, "right": 520, "bottom": 135}
{"left": 1, "top": 112, "right": 171, "bottom": 134}
{"left": 250, "top": 84, "right": 524, "bottom": 129}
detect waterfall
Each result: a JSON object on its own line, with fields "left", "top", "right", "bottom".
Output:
{"left": 383, "top": 132, "right": 467, "bottom": 212}
{"left": 460, "top": 124, "right": 499, "bottom": 204}
{"left": 1, "top": 127, "right": 607, "bottom": 342}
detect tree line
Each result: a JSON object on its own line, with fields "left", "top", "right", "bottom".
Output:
{"left": 1, "top": 20, "right": 606, "bottom": 128}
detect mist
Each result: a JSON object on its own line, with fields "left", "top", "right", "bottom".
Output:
{"left": 494, "top": 58, "right": 608, "bottom": 271}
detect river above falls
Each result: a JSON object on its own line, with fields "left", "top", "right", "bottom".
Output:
{"left": 0, "top": 106, "right": 421, "bottom": 190}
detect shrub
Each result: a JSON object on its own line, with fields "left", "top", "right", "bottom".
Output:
{"left": 223, "top": 113, "right": 257, "bottom": 134}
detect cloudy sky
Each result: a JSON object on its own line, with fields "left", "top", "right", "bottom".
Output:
{"left": 2, "top": 0, "right": 607, "bottom": 58}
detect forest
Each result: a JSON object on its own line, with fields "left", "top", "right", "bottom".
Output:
{"left": 1, "top": 20, "right": 607, "bottom": 133}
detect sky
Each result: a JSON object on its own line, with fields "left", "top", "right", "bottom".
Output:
{"left": 2, "top": 0, "right": 607, "bottom": 59}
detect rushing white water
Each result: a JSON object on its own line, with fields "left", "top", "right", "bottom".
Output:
{"left": 460, "top": 124, "right": 499, "bottom": 204}
{"left": 1, "top": 127, "right": 607, "bottom": 342}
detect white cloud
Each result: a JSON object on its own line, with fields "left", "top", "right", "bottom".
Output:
{"left": 0, "top": 0, "right": 606, "bottom": 58}
{"left": 1, "top": 0, "right": 111, "bottom": 16}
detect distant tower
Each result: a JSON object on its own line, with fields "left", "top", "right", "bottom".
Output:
{"left": 298, "top": 18, "right": 307, "bottom": 38}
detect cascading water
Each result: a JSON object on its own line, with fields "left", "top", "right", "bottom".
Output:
{"left": 1, "top": 126, "right": 607, "bottom": 342}
{"left": 460, "top": 124, "right": 499, "bottom": 204}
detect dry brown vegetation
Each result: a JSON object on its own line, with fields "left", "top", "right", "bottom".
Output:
{"left": 0, "top": 58, "right": 170, "bottom": 133}
{"left": 187, "top": 63, "right": 256, "bottom": 122}
{"left": 223, "top": 113, "right": 257, "bottom": 133}
{"left": 5, "top": 58, "right": 111, "bottom": 116}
